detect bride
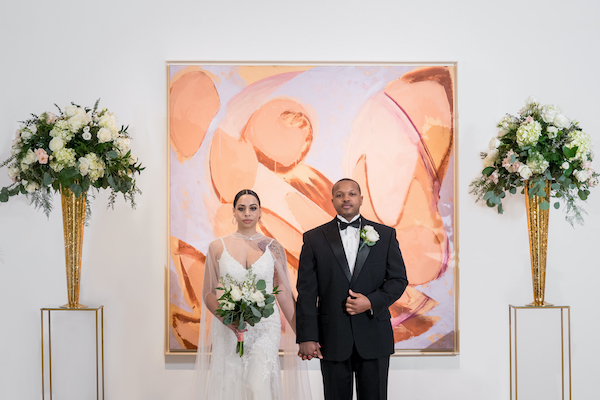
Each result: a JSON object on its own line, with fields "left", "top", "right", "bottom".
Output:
{"left": 193, "top": 189, "right": 312, "bottom": 400}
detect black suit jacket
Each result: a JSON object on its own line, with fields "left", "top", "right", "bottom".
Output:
{"left": 296, "top": 217, "right": 408, "bottom": 361}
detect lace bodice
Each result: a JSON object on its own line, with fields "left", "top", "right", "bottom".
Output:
{"left": 219, "top": 240, "right": 275, "bottom": 291}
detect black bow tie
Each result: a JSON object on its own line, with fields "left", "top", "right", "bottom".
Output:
{"left": 339, "top": 219, "right": 360, "bottom": 230}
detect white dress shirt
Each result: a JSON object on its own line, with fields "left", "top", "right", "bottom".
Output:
{"left": 337, "top": 214, "right": 361, "bottom": 274}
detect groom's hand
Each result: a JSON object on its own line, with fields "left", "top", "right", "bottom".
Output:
{"left": 298, "top": 341, "right": 323, "bottom": 360}
{"left": 346, "top": 289, "right": 372, "bottom": 315}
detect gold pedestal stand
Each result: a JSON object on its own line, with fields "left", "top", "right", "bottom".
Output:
{"left": 509, "top": 304, "right": 571, "bottom": 400}
{"left": 41, "top": 305, "right": 104, "bottom": 400}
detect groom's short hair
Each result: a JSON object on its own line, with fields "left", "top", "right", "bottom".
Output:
{"left": 332, "top": 178, "right": 361, "bottom": 196}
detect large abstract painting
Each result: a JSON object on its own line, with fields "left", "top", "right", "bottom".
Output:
{"left": 167, "top": 63, "right": 457, "bottom": 355}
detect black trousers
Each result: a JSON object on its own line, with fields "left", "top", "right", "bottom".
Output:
{"left": 320, "top": 347, "right": 390, "bottom": 400}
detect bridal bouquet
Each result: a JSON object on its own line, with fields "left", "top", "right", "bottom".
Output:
{"left": 0, "top": 100, "right": 143, "bottom": 217}
{"left": 469, "top": 96, "right": 598, "bottom": 225}
{"left": 216, "top": 268, "right": 280, "bottom": 356}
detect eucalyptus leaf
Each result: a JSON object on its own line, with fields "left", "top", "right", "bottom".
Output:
{"left": 108, "top": 175, "right": 117, "bottom": 190}
{"left": 540, "top": 201, "right": 550, "bottom": 210}
{"left": 483, "top": 191, "right": 494, "bottom": 201}
{"left": 43, "top": 172, "right": 53, "bottom": 186}
{"left": 0, "top": 188, "right": 8, "bottom": 202}
{"left": 482, "top": 167, "right": 495, "bottom": 176}
{"left": 554, "top": 202, "right": 560, "bottom": 209}
{"left": 250, "top": 306, "right": 261, "bottom": 318}
{"left": 70, "top": 183, "right": 82, "bottom": 198}
{"left": 256, "top": 280, "right": 266, "bottom": 291}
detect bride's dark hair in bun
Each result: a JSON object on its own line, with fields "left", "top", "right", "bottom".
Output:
{"left": 233, "top": 189, "right": 261, "bottom": 207}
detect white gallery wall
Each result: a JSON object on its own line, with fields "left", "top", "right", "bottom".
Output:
{"left": 1, "top": 1, "right": 599, "bottom": 399}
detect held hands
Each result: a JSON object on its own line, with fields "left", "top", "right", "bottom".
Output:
{"left": 345, "top": 289, "right": 371, "bottom": 315}
{"left": 298, "top": 341, "right": 322, "bottom": 360}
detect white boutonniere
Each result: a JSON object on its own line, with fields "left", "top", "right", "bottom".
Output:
{"left": 359, "top": 225, "right": 380, "bottom": 251}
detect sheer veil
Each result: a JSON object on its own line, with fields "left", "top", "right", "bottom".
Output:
{"left": 192, "top": 233, "right": 312, "bottom": 400}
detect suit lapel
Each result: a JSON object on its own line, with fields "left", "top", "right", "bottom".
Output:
{"left": 323, "top": 219, "right": 352, "bottom": 282}
{"left": 350, "top": 218, "right": 375, "bottom": 285}
{"left": 351, "top": 241, "right": 370, "bottom": 286}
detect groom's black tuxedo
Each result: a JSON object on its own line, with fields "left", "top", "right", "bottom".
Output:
{"left": 296, "top": 217, "right": 408, "bottom": 362}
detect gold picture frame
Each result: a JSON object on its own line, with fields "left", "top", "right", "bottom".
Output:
{"left": 165, "top": 61, "right": 459, "bottom": 356}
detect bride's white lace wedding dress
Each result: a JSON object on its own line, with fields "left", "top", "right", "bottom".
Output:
{"left": 193, "top": 233, "right": 311, "bottom": 400}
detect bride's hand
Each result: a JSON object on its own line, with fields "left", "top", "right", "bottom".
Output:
{"left": 223, "top": 321, "right": 247, "bottom": 336}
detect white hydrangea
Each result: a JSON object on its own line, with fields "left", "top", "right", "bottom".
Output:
{"left": 516, "top": 120, "right": 542, "bottom": 147}
{"left": 85, "top": 153, "right": 105, "bottom": 182}
{"left": 50, "top": 148, "right": 76, "bottom": 172}
{"left": 568, "top": 130, "right": 592, "bottom": 161}
{"left": 114, "top": 137, "right": 131, "bottom": 154}
{"left": 526, "top": 152, "right": 550, "bottom": 174}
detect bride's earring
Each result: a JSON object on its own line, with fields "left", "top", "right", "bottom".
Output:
{"left": 232, "top": 217, "right": 236, "bottom": 225}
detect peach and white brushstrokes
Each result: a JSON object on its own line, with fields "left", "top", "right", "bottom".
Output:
{"left": 168, "top": 64, "right": 455, "bottom": 352}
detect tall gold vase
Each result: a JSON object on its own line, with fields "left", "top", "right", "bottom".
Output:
{"left": 60, "top": 186, "right": 87, "bottom": 309}
{"left": 524, "top": 181, "right": 552, "bottom": 307}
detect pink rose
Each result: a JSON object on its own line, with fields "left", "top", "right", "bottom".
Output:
{"left": 489, "top": 170, "right": 499, "bottom": 184}
{"left": 525, "top": 116, "right": 534, "bottom": 124}
{"left": 35, "top": 148, "right": 49, "bottom": 164}
{"left": 512, "top": 160, "right": 522, "bottom": 172}
{"left": 46, "top": 112, "right": 57, "bottom": 124}
{"left": 582, "top": 161, "right": 592, "bottom": 170}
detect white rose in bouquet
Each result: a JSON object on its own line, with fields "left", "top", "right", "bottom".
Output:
{"left": 78, "top": 157, "right": 91, "bottom": 176}
{"left": 488, "top": 137, "right": 501, "bottom": 149}
{"left": 25, "top": 181, "right": 40, "bottom": 193}
{"left": 65, "top": 105, "right": 78, "bottom": 117}
{"left": 541, "top": 104, "right": 561, "bottom": 124}
{"left": 97, "top": 128, "right": 113, "bottom": 143}
{"left": 483, "top": 149, "right": 499, "bottom": 168}
{"left": 230, "top": 286, "right": 243, "bottom": 302}
{"left": 250, "top": 291, "right": 266, "bottom": 307}
{"left": 7, "top": 165, "right": 20, "bottom": 181}
{"left": 546, "top": 126, "right": 559, "bottom": 138}
{"left": 574, "top": 170, "right": 589, "bottom": 182}
{"left": 22, "top": 149, "right": 37, "bottom": 165}
{"left": 49, "top": 137, "right": 65, "bottom": 152}
{"left": 518, "top": 164, "right": 533, "bottom": 179}
{"left": 553, "top": 114, "right": 570, "bottom": 129}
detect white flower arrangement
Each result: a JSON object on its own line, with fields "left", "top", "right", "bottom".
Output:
{"left": 215, "top": 268, "right": 280, "bottom": 356}
{"left": 359, "top": 225, "right": 380, "bottom": 250}
{"left": 470, "top": 97, "right": 598, "bottom": 225}
{"left": 0, "top": 100, "right": 144, "bottom": 217}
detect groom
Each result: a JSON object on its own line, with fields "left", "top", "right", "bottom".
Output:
{"left": 296, "top": 178, "right": 408, "bottom": 400}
